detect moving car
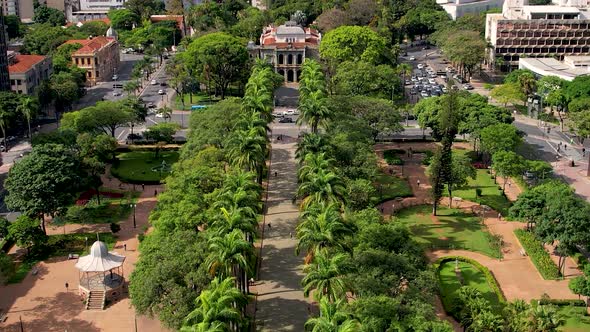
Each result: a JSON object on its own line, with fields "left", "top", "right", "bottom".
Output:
{"left": 158, "top": 89, "right": 165, "bottom": 95}
{"left": 417, "top": 64, "right": 424, "bottom": 69}
{"left": 113, "top": 91, "right": 122, "bottom": 96}
{"left": 283, "top": 109, "right": 295, "bottom": 116}
{"left": 151, "top": 79, "right": 158, "bottom": 85}
{"left": 278, "top": 117, "right": 293, "bottom": 123}
{"left": 409, "top": 56, "right": 416, "bottom": 61}
{"left": 147, "top": 102, "right": 156, "bottom": 108}
{"left": 112, "top": 75, "right": 118, "bottom": 81}
{"left": 463, "top": 84, "right": 474, "bottom": 90}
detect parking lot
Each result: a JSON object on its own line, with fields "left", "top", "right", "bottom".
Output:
{"left": 401, "top": 48, "right": 474, "bottom": 103}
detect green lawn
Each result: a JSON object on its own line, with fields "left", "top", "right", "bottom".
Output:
{"left": 373, "top": 172, "right": 413, "bottom": 204}
{"left": 448, "top": 169, "right": 512, "bottom": 216}
{"left": 559, "top": 305, "right": 590, "bottom": 332}
{"left": 438, "top": 261, "right": 504, "bottom": 314}
{"left": 396, "top": 205, "right": 502, "bottom": 258}
{"left": 174, "top": 93, "right": 219, "bottom": 110}
{"left": 53, "top": 202, "right": 133, "bottom": 225}
{"left": 7, "top": 233, "right": 117, "bottom": 284}
{"left": 111, "top": 151, "right": 179, "bottom": 183}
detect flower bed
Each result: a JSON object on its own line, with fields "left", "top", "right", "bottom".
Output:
{"left": 514, "top": 229, "right": 561, "bottom": 280}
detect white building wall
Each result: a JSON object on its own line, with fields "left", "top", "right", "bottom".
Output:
{"left": 79, "top": 0, "right": 125, "bottom": 11}
{"left": 441, "top": 0, "right": 504, "bottom": 19}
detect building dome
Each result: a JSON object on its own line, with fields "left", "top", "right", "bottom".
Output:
{"left": 106, "top": 26, "right": 118, "bottom": 39}
{"left": 90, "top": 241, "right": 108, "bottom": 258}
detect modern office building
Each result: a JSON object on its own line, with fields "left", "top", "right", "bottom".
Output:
{"left": 486, "top": 0, "right": 590, "bottom": 70}
{"left": 7, "top": 52, "right": 53, "bottom": 94}
{"left": 64, "top": 36, "right": 119, "bottom": 86}
{"left": 0, "top": 8, "right": 11, "bottom": 91}
{"left": 438, "top": 0, "right": 504, "bottom": 20}
{"left": 70, "top": 0, "right": 125, "bottom": 23}
{"left": 247, "top": 21, "right": 321, "bottom": 83}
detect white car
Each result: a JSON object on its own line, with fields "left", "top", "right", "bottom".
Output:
{"left": 112, "top": 75, "right": 118, "bottom": 81}
{"left": 284, "top": 109, "right": 295, "bottom": 116}
{"left": 151, "top": 80, "right": 157, "bottom": 85}
{"left": 420, "top": 91, "right": 429, "bottom": 98}
{"left": 417, "top": 64, "right": 424, "bottom": 69}
{"left": 158, "top": 89, "right": 165, "bottom": 95}
{"left": 155, "top": 113, "right": 164, "bottom": 118}
{"left": 409, "top": 56, "right": 416, "bottom": 61}
{"left": 428, "top": 78, "right": 436, "bottom": 84}
{"left": 113, "top": 91, "right": 122, "bottom": 96}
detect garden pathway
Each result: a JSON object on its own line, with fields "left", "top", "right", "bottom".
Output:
{"left": 374, "top": 142, "right": 579, "bottom": 303}
{"left": 0, "top": 172, "right": 168, "bottom": 332}
{"left": 253, "top": 124, "right": 308, "bottom": 331}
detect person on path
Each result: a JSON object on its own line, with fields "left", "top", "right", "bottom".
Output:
{"left": 154, "top": 189, "right": 158, "bottom": 196}
{"left": 498, "top": 213, "right": 502, "bottom": 220}
{"left": 417, "top": 179, "right": 421, "bottom": 187}
{"left": 267, "top": 223, "right": 271, "bottom": 230}
{"left": 65, "top": 282, "right": 69, "bottom": 292}
{"left": 124, "top": 244, "right": 127, "bottom": 251}
{"left": 274, "top": 171, "right": 277, "bottom": 177}
{"left": 289, "top": 232, "right": 293, "bottom": 239}
{"left": 142, "top": 184, "right": 145, "bottom": 191}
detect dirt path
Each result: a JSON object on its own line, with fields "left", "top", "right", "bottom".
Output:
{"left": 0, "top": 170, "right": 168, "bottom": 332}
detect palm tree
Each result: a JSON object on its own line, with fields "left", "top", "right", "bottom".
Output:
{"left": 470, "top": 311, "right": 504, "bottom": 332}
{"left": 296, "top": 203, "right": 352, "bottom": 258}
{"left": 298, "top": 152, "right": 334, "bottom": 182}
{"left": 226, "top": 129, "right": 267, "bottom": 181}
{"left": 206, "top": 229, "right": 253, "bottom": 293}
{"left": 242, "top": 89, "right": 273, "bottom": 124}
{"left": 210, "top": 206, "right": 257, "bottom": 239}
{"left": 236, "top": 110, "right": 270, "bottom": 137}
{"left": 123, "top": 81, "right": 140, "bottom": 96}
{"left": 157, "top": 106, "right": 173, "bottom": 122}
{"left": 302, "top": 250, "right": 351, "bottom": 302}
{"left": 16, "top": 97, "right": 36, "bottom": 139}
{"left": 299, "top": 60, "right": 326, "bottom": 99}
{"left": 304, "top": 298, "right": 360, "bottom": 332}
{"left": 529, "top": 305, "right": 564, "bottom": 332}
{"left": 297, "top": 90, "right": 332, "bottom": 134}
{"left": 298, "top": 168, "right": 346, "bottom": 210}
{"left": 397, "top": 63, "right": 413, "bottom": 86}
{"left": 181, "top": 277, "right": 248, "bottom": 331}
{"left": 296, "top": 133, "right": 328, "bottom": 162}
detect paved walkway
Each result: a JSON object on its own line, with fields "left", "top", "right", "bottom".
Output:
{"left": 0, "top": 171, "right": 167, "bottom": 332}
{"left": 254, "top": 126, "right": 308, "bottom": 331}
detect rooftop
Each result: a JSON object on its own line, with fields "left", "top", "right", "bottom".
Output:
{"left": 8, "top": 54, "right": 47, "bottom": 74}
{"left": 519, "top": 57, "right": 590, "bottom": 81}
{"left": 64, "top": 36, "right": 116, "bottom": 54}
{"left": 523, "top": 5, "right": 581, "bottom": 13}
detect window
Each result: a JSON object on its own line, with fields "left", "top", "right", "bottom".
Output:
{"left": 87, "top": 71, "right": 92, "bottom": 78}
{"left": 96, "top": 71, "right": 99, "bottom": 78}
{"left": 75, "top": 58, "right": 79, "bottom": 65}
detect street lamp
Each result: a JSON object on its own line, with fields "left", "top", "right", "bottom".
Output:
{"left": 130, "top": 203, "right": 137, "bottom": 228}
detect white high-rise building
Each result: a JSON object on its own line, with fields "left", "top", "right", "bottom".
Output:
{"left": 437, "top": 0, "right": 505, "bottom": 20}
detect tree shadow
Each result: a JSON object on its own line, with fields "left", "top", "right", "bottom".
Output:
{"left": 255, "top": 296, "right": 309, "bottom": 332}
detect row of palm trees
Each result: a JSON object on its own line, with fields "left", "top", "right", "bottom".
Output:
{"left": 180, "top": 62, "right": 278, "bottom": 331}
{"left": 295, "top": 60, "right": 362, "bottom": 331}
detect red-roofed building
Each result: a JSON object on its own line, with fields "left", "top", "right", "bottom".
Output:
{"left": 248, "top": 21, "right": 321, "bottom": 83}
{"left": 8, "top": 52, "right": 52, "bottom": 95}
{"left": 65, "top": 36, "right": 120, "bottom": 86}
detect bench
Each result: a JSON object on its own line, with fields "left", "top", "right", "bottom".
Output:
{"left": 520, "top": 249, "right": 527, "bottom": 256}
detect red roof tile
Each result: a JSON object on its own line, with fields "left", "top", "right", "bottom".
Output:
{"left": 8, "top": 55, "right": 47, "bottom": 73}
{"left": 64, "top": 36, "right": 116, "bottom": 54}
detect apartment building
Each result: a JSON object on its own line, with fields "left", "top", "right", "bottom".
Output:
{"left": 7, "top": 52, "right": 52, "bottom": 95}
{"left": 70, "top": 0, "right": 125, "bottom": 22}
{"left": 486, "top": 0, "right": 590, "bottom": 70}
{"left": 64, "top": 36, "right": 119, "bottom": 86}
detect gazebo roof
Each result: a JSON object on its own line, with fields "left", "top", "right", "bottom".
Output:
{"left": 75, "top": 241, "right": 125, "bottom": 272}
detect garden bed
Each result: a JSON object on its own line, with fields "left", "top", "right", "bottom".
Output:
{"left": 447, "top": 169, "right": 512, "bottom": 216}
{"left": 514, "top": 229, "right": 561, "bottom": 280}
{"left": 53, "top": 201, "right": 133, "bottom": 225}
{"left": 373, "top": 173, "right": 413, "bottom": 204}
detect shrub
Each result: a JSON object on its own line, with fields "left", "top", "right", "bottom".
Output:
{"left": 514, "top": 229, "right": 561, "bottom": 280}
{"left": 475, "top": 188, "right": 482, "bottom": 197}
{"left": 110, "top": 223, "right": 121, "bottom": 233}
{"left": 138, "top": 233, "right": 145, "bottom": 243}
{"left": 421, "top": 150, "right": 434, "bottom": 165}
{"left": 483, "top": 83, "right": 495, "bottom": 90}
{"left": 434, "top": 256, "right": 506, "bottom": 302}
{"left": 535, "top": 298, "right": 586, "bottom": 307}
{"left": 383, "top": 150, "right": 404, "bottom": 165}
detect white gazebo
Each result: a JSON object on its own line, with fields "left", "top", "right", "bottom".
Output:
{"left": 75, "top": 240, "right": 126, "bottom": 309}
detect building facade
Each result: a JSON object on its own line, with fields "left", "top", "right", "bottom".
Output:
{"left": 486, "top": 0, "right": 590, "bottom": 70}
{"left": 0, "top": 9, "right": 11, "bottom": 91}
{"left": 438, "top": 0, "right": 504, "bottom": 20}
{"left": 247, "top": 21, "right": 321, "bottom": 83}
{"left": 8, "top": 52, "right": 53, "bottom": 94}
{"left": 70, "top": 0, "right": 125, "bottom": 22}
{"left": 519, "top": 55, "right": 590, "bottom": 80}
{"left": 65, "top": 36, "right": 119, "bottom": 86}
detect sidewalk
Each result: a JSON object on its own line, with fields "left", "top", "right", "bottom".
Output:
{"left": 253, "top": 128, "right": 308, "bottom": 331}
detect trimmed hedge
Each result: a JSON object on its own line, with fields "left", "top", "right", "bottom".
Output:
{"left": 514, "top": 229, "right": 561, "bottom": 280}
{"left": 531, "top": 298, "right": 586, "bottom": 307}
{"left": 434, "top": 256, "right": 506, "bottom": 303}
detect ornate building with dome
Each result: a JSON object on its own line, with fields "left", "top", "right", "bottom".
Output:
{"left": 247, "top": 21, "right": 321, "bottom": 83}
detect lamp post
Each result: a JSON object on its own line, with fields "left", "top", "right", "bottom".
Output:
{"left": 130, "top": 203, "right": 137, "bottom": 228}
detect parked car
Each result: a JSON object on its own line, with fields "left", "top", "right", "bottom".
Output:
{"left": 158, "top": 89, "right": 166, "bottom": 95}
{"left": 278, "top": 117, "right": 293, "bottom": 123}
{"left": 160, "top": 82, "right": 167, "bottom": 86}
{"left": 420, "top": 91, "right": 429, "bottom": 98}
{"left": 112, "top": 75, "right": 119, "bottom": 81}
{"left": 409, "top": 56, "right": 416, "bottom": 61}
{"left": 147, "top": 102, "right": 156, "bottom": 108}
{"left": 463, "top": 84, "right": 474, "bottom": 90}
{"left": 283, "top": 109, "right": 295, "bottom": 116}
{"left": 405, "top": 80, "right": 411, "bottom": 85}
{"left": 113, "top": 91, "right": 122, "bottom": 96}
{"left": 151, "top": 79, "right": 158, "bottom": 85}
{"left": 417, "top": 63, "right": 424, "bottom": 69}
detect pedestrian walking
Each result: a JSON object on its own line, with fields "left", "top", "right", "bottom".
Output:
{"left": 497, "top": 213, "right": 502, "bottom": 220}
{"left": 417, "top": 179, "right": 421, "bottom": 187}
{"left": 154, "top": 189, "right": 158, "bottom": 196}
{"left": 267, "top": 223, "right": 271, "bottom": 230}
{"left": 508, "top": 181, "right": 511, "bottom": 187}
{"left": 65, "top": 282, "right": 69, "bottom": 292}
{"left": 380, "top": 207, "right": 384, "bottom": 213}
{"left": 274, "top": 171, "right": 277, "bottom": 177}
{"left": 564, "top": 144, "right": 567, "bottom": 150}
{"left": 142, "top": 184, "right": 145, "bottom": 191}
{"left": 583, "top": 148, "right": 586, "bottom": 156}
{"left": 124, "top": 244, "right": 127, "bottom": 251}
{"left": 289, "top": 232, "right": 293, "bottom": 239}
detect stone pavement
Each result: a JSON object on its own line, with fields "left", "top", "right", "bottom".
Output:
{"left": 0, "top": 171, "right": 168, "bottom": 332}
{"left": 254, "top": 127, "right": 308, "bottom": 331}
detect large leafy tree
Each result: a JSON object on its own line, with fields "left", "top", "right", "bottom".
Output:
{"left": 320, "top": 26, "right": 388, "bottom": 65}
{"left": 33, "top": 5, "right": 66, "bottom": 26}
{"left": 480, "top": 123, "right": 522, "bottom": 157}
{"left": 5, "top": 144, "right": 83, "bottom": 233}
{"left": 184, "top": 32, "right": 249, "bottom": 99}
{"left": 124, "top": 0, "right": 165, "bottom": 20}
{"left": 130, "top": 229, "right": 211, "bottom": 330}
{"left": 61, "top": 100, "right": 135, "bottom": 137}
{"left": 108, "top": 9, "right": 140, "bottom": 30}
{"left": 492, "top": 151, "right": 525, "bottom": 192}
{"left": 7, "top": 216, "right": 47, "bottom": 253}
{"left": 332, "top": 61, "right": 399, "bottom": 98}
